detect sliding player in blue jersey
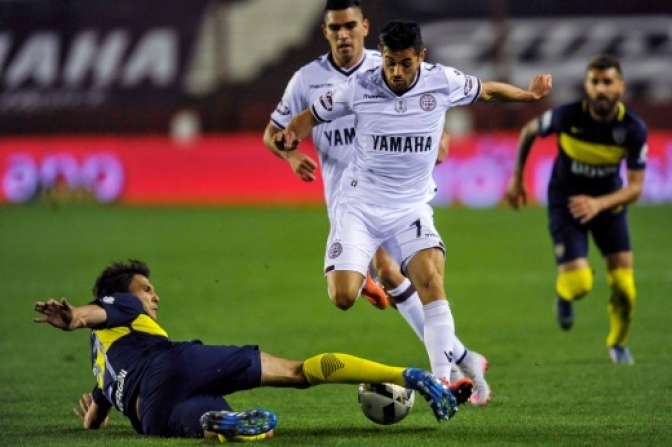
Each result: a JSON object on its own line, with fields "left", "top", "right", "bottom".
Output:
{"left": 505, "top": 55, "right": 647, "bottom": 364}
{"left": 33, "top": 259, "right": 472, "bottom": 442}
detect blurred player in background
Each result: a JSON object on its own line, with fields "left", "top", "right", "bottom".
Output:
{"left": 274, "top": 20, "right": 551, "bottom": 395}
{"left": 262, "top": 0, "right": 491, "bottom": 406}
{"left": 505, "top": 55, "right": 647, "bottom": 364}
{"left": 33, "top": 260, "right": 472, "bottom": 442}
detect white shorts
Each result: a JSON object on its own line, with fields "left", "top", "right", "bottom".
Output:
{"left": 324, "top": 200, "right": 445, "bottom": 277}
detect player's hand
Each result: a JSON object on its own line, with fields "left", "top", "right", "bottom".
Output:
{"left": 273, "top": 130, "right": 300, "bottom": 152}
{"left": 568, "top": 195, "right": 601, "bottom": 224}
{"left": 504, "top": 177, "right": 527, "bottom": 209}
{"left": 528, "top": 74, "right": 552, "bottom": 100}
{"left": 33, "top": 297, "right": 75, "bottom": 330}
{"left": 286, "top": 151, "right": 318, "bottom": 182}
{"left": 74, "top": 393, "right": 109, "bottom": 429}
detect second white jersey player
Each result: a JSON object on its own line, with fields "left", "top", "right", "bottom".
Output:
{"left": 270, "top": 49, "right": 382, "bottom": 212}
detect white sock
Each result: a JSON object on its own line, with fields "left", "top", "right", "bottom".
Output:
{"left": 453, "top": 337, "right": 466, "bottom": 364}
{"left": 389, "top": 279, "right": 425, "bottom": 341}
{"left": 423, "top": 299, "right": 455, "bottom": 380}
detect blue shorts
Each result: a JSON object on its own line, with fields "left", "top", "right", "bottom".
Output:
{"left": 137, "top": 341, "right": 262, "bottom": 438}
{"left": 548, "top": 203, "right": 631, "bottom": 265}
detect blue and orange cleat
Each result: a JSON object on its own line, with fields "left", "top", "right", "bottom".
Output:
{"left": 402, "top": 368, "right": 472, "bottom": 421}
{"left": 201, "top": 409, "right": 277, "bottom": 438}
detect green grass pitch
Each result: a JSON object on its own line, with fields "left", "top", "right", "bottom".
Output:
{"left": 1, "top": 203, "right": 671, "bottom": 446}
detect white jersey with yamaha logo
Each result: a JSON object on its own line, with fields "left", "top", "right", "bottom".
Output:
{"left": 311, "top": 63, "right": 481, "bottom": 207}
{"left": 270, "top": 50, "right": 382, "bottom": 210}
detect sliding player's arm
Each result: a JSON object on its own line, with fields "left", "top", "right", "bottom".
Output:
{"left": 73, "top": 392, "right": 111, "bottom": 429}
{"left": 33, "top": 298, "right": 107, "bottom": 330}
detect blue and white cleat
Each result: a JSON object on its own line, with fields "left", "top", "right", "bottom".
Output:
{"left": 201, "top": 409, "right": 277, "bottom": 437}
{"left": 609, "top": 345, "right": 634, "bottom": 365}
{"left": 402, "top": 368, "right": 472, "bottom": 421}
{"left": 555, "top": 296, "right": 574, "bottom": 330}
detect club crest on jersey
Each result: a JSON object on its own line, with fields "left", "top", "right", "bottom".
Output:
{"left": 419, "top": 94, "right": 437, "bottom": 111}
{"left": 319, "top": 91, "right": 334, "bottom": 111}
{"left": 395, "top": 98, "right": 407, "bottom": 114}
{"left": 612, "top": 127, "right": 627, "bottom": 145}
{"left": 275, "top": 101, "right": 290, "bottom": 115}
{"left": 328, "top": 242, "right": 343, "bottom": 259}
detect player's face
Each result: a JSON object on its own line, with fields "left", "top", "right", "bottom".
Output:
{"left": 584, "top": 67, "right": 625, "bottom": 119}
{"left": 322, "top": 8, "right": 369, "bottom": 68}
{"left": 380, "top": 46, "right": 426, "bottom": 93}
{"left": 128, "top": 274, "right": 160, "bottom": 320}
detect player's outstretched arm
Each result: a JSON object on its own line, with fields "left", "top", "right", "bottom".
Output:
{"left": 479, "top": 74, "right": 552, "bottom": 102}
{"left": 263, "top": 122, "right": 318, "bottom": 182}
{"left": 33, "top": 297, "right": 107, "bottom": 330}
{"left": 73, "top": 392, "right": 110, "bottom": 429}
{"left": 504, "top": 118, "right": 541, "bottom": 209}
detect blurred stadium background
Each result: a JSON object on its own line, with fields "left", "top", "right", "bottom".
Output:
{"left": 1, "top": 0, "right": 671, "bottom": 206}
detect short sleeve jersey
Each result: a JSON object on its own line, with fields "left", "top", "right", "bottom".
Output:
{"left": 90, "top": 293, "right": 170, "bottom": 417}
{"left": 310, "top": 62, "right": 481, "bottom": 207}
{"left": 538, "top": 100, "right": 648, "bottom": 205}
{"left": 270, "top": 50, "right": 382, "bottom": 210}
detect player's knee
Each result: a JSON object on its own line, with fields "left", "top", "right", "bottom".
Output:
{"left": 556, "top": 268, "right": 593, "bottom": 301}
{"left": 328, "top": 286, "right": 358, "bottom": 310}
{"left": 607, "top": 268, "right": 636, "bottom": 307}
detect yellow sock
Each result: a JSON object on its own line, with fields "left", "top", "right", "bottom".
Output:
{"left": 606, "top": 268, "right": 636, "bottom": 347}
{"left": 302, "top": 353, "right": 406, "bottom": 387}
{"left": 556, "top": 267, "right": 593, "bottom": 301}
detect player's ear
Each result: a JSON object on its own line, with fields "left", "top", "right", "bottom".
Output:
{"left": 418, "top": 48, "right": 427, "bottom": 62}
{"left": 362, "top": 18, "right": 370, "bottom": 36}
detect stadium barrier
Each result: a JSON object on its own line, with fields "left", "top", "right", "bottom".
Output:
{"left": 1, "top": 132, "right": 671, "bottom": 206}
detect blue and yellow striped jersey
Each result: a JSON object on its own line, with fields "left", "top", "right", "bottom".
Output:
{"left": 538, "top": 100, "right": 647, "bottom": 205}
{"left": 90, "top": 293, "right": 170, "bottom": 417}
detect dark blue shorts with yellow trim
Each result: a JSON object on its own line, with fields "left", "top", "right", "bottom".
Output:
{"left": 138, "top": 341, "right": 262, "bottom": 438}
{"left": 548, "top": 202, "right": 631, "bottom": 265}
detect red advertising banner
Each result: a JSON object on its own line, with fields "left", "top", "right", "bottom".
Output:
{"left": 1, "top": 132, "right": 671, "bottom": 206}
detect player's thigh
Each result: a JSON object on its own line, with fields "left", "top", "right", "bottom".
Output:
{"left": 324, "top": 202, "right": 380, "bottom": 276}
{"left": 176, "top": 342, "right": 262, "bottom": 395}
{"left": 590, "top": 206, "right": 632, "bottom": 260}
{"left": 548, "top": 203, "right": 589, "bottom": 265}
{"left": 382, "top": 204, "right": 445, "bottom": 275}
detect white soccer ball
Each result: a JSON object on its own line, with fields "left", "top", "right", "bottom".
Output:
{"left": 358, "top": 383, "right": 415, "bottom": 425}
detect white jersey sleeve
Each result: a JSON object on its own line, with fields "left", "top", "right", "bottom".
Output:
{"left": 310, "top": 77, "right": 355, "bottom": 124}
{"left": 270, "top": 70, "right": 308, "bottom": 131}
{"left": 441, "top": 66, "right": 481, "bottom": 107}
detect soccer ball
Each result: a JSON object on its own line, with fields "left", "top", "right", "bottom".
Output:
{"left": 358, "top": 383, "right": 415, "bottom": 425}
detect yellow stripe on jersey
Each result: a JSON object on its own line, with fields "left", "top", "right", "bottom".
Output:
{"left": 559, "top": 133, "right": 626, "bottom": 165}
{"left": 131, "top": 314, "right": 169, "bottom": 337}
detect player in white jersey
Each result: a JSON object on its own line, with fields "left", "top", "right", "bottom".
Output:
{"left": 274, "top": 20, "right": 552, "bottom": 392}
{"left": 263, "top": 1, "right": 492, "bottom": 406}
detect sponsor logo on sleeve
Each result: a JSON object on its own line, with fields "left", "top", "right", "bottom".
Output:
{"left": 319, "top": 91, "right": 334, "bottom": 111}
{"left": 275, "top": 101, "right": 290, "bottom": 115}
{"left": 464, "top": 76, "right": 474, "bottom": 96}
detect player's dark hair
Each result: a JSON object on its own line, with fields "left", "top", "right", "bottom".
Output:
{"left": 93, "top": 260, "right": 150, "bottom": 299}
{"left": 587, "top": 55, "right": 622, "bottom": 77}
{"left": 325, "top": 0, "right": 361, "bottom": 11}
{"left": 379, "top": 20, "right": 423, "bottom": 53}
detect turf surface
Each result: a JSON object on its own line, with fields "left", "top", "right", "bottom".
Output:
{"left": 1, "top": 203, "right": 671, "bottom": 446}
